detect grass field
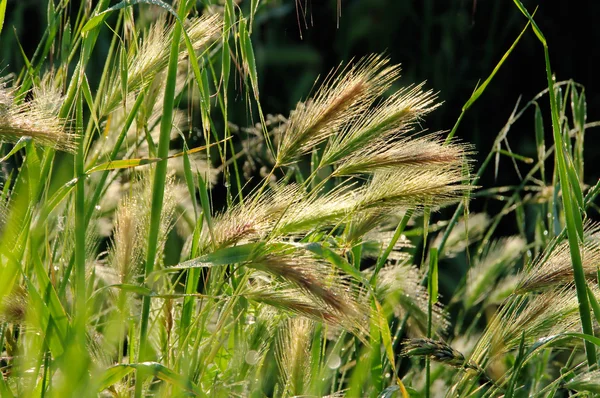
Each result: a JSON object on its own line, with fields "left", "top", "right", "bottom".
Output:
{"left": 0, "top": 0, "right": 599, "bottom": 397}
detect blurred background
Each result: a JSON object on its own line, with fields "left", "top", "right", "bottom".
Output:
{"left": 2, "top": 0, "right": 600, "bottom": 231}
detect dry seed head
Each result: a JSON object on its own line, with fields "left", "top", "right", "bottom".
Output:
{"left": 359, "top": 224, "right": 413, "bottom": 262}
{"left": 107, "top": 169, "right": 178, "bottom": 280}
{"left": 375, "top": 263, "right": 449, "bottom": 334}
{"left": 201, "top": 183, "right": 358, "bottom": 251}
{"left": 488, "top": 286, "right": 587, "bottom": 356}
{"left": 565, "top": 369, "right": 600, "bottom": 393}
{"left": 357, "top": 166, "right": 470, "bottom": 213}
{"left": 275, "top": 184, "right": 358, "bottom": 236}
{"left": 332, "top": 132, "right": 468, "bottom": 176}
{"left": 92, "top": 68, "right": 189, "bottom": 163}
{"left": 516, "top": 222, "right": 600, "bottom": 293}
{"left": 486, "top": 274, "right": 520, "bottom": 306}
{"left": 248, "top": 249, "right": 368, "bottom": 334}
{"left": 103, "top": 14, "right": 222, "bottom": 115}
{"left": 322, "top": 82, "right": 441, "bottom": 166}
{"left": 433, "top": 213, "right": 490, "bottom": 259}
{"left": 108, "top": 195, "right": 144, "bottom": 283}
{"left": 276, "top": 54, "right": 399, "bottom": 165}
{"left": 245, "top": 287, "right": 343, "bottom": 328}
{"left": 276, "top": 318, "right": 314, "bottom": 396}
{"left": 201, "top": 184, "right": 304, "bottom": 251}
{"left": 464, "top": 236, "right": 526, "bottom": 307}
{"left": 0, "top": 75, "right": 76, "bottom": 152}
{"left": 138, "top": 170, "right": 178, "bottom": 267}
{"left": 0, "top": 286, "right": 27, "bottom": 324}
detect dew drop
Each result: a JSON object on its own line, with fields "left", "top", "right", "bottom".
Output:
{"left": 543, "top": 230, "right": 548, "bottom": 236}
{"left": 327, "top": 353, "right": 341, "bottom": 370}
{"left": 95, "top": 205, "right": 101, "bottom": 211}
{"left": 245, "top": 350, "right": 259, "bottom": 365}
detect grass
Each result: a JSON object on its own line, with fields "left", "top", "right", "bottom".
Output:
{"left": 0, "top": 0, "right": 599, "bottom": 397}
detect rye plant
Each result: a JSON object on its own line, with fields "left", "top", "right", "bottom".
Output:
{"left": 0, "top": 1, "right": 599, "bottom": 397}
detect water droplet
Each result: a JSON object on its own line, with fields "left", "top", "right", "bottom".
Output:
{"left": 385, "top": 373, "right": 391, "bottom": 379}
{"left": 327, "top": 353, "right": 341, "bottom": 370}
{"left": 246, "top": 315, "right": 256, "bottom": 325}
{"left": 245, "top": 350, "right": 259, "bottom": 365}
{"left": 95, "top": 205, "right": 101, "bottom": 211}
{"left": 543, "top": 230, "right": 548, "bottom": 236}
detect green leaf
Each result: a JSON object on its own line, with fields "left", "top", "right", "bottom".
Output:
{"left": 98, "top": 362, "right": 204, "bottom": 396}
{"left": 534, "top": 103, "right": 545, "bottom": 179}
{"left": 82, "top": 0, "right": 178, "bottom": 33}
{"left": 153, "top": 243, "right": 262, "bottom": 277}
{"left": 0, "top": 373, "right": 14, "bottom": 398}
{"left": 428, "top": 248, "right": 439, "bottom": 305}
{"left": 26, "top": 279, "right": 66, "bottom": 358}
{"left": 97, "top": 366, "right": 135, "bottom": 392}
{"left": 239, "top": 17, "right": 259, "bottom": 100}
{"left": 462, "top": 19, "right": 530, "bottom": 111}
{"left": 119, "top": 44, "right": 128, "bottom": 108}
{"left": 587, "top": 286, "right": 600, "bottom": 325}
{"left": 512, "top": 0, "right": 545, "bottom": 44}
{"left": 60, "top": 21, "right": 71, "bottom": 65}
{"left": 0, "top": 0, "right": 7, "bottom": 36}
{"left": 181, "top": 141, "right": 198, "bottom": 217}
{"left": 370, "top": 210, "right": 413, "bottom": 285}
{"left": 374, "top": 298, "right": 395, "bottom": 373}
{"left": 505, "top": 332, "right": 527, "bottom": 398}
{"left": 81, "top": 73, "right": 101, "bottom": 137}
{"left": 565, "top": 150, "right": 585, "bottom": 212}
{"left": 86, "top": 157, "right": 160, "bottom": 174}
{"left": 293, "top": 241, "right": 367, "bottom": 284}
{"left": 0, "top": 137, "right": 31, "bottom": 163}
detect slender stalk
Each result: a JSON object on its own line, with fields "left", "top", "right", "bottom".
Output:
{"left": 136, "top": 2, "right": 188, "bottom": 395}
{"left": 544, "top": 45, "right": 596, "bottom": 365}
{"left": 74, "top": 91, "right": 86, "bottom": 326}
{"left": 512, "top": 0, "right": 596, "bottom": 366}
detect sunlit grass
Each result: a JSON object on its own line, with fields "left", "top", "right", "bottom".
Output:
{"left": 0, "top": 1, "right": 598, "bottom": 397}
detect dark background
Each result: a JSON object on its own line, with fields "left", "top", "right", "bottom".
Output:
{"left": 3, "top": 0, "right": 600, "bottom": 225}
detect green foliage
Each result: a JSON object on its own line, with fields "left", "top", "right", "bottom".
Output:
{"left": 0, "top": 1, "right": 598, "bottom": 397}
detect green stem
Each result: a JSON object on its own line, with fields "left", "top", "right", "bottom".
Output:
{"left": 136, "top": 2, "right": 188, "bottom": 395}
{"left": 544, "top": 43, "right": 596, "bottom": 366}
{"left": 74, "top": 91, "right": 86, "bottom": 327}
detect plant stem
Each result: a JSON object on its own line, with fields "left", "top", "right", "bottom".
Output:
{"left": 136, "top": 2, "right": 187, "bottom": 395}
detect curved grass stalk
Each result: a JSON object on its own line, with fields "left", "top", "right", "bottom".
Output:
{"left": 513, "top": 0, "right": 596, "bottom": 366}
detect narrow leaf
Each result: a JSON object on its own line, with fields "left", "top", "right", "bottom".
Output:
{"left": 86, "top": 158, "right": 160, "bottom": 174}
{"left": 0, "top": 0, "right": 7, "bottom": 36}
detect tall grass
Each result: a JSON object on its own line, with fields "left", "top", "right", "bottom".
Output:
{"left": 0, "top": 1, "right": 599, "bottom": 397}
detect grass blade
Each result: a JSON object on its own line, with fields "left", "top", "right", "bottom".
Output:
{"left": 513, "top": 0, "right": 596, "bottom": 366}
